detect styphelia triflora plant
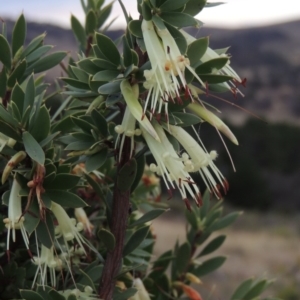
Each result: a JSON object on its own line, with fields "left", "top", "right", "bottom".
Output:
{"left": 0, "top": 0, "right": 279, "bottom": 299}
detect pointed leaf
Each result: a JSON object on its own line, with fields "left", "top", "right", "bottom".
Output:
{"left": 160, "top": 12, "right": 198, "bottom": 27}
{"left": 199, "top": 235, "right": 226, "bottom": 257}
{"left": 117, "top": 159, "right": 137, "bottom": 192}
{"left": 12, "top": 14, "right": 26, "bottom": 57}
{"left": 85, "top": 147, "right": 108, "bottom": 172}
{"left": 0, "top": 34, "right": 11, "bottom": 69}
{"left": 98, "top": 228, "right": 115, "bottom": 250}
{"left": 194, "top": 256, "right": 226, "bottom": 277}
{"left": 95, "top": 33, "right": 120, "bottom": 65}
{"left": 46, "top": 190, "right": 87, "bottom": 208}
{"left": 129, "top": 209, "right": 166, "bottom": 227}
{"left": 22, "top": 131, "right": 45, "bottom": 165}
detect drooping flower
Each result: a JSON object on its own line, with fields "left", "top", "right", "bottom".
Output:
{"left": 32, "top": 244, "right": 62, "bottom": 288}
{"left": 129, "top": 278, "right": 151, "bottom": 300}
{"left": 51, "top": 201, "right": 87, "bottom": 254}
{"left": 74, "top": 207, "right": 94, "bottom": 237}
{"left": 3, "top": 177, "right": 30, "bottom": 254}
{"left": 168, "top": 125, "right": 228, "bottom": 197}
{"left": 59, "top": 286, "right": 99, "bottom": 300}
{"left": 141, "top": 121, "right": 201, "bottom": 207}
{"left": 115, "top": 106, "right": 142, "bottom": 162}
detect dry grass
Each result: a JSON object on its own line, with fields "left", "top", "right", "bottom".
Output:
{"left": 151, "top": 207, "right": 300, "bottom": 299}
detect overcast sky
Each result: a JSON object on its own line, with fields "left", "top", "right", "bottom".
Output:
{"left": 1, "top": 0, "right": 300, "bottom": 29}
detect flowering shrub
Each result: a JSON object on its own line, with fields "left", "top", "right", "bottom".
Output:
{"left": 0, "top": 0, "right": 280, "bottom": 299}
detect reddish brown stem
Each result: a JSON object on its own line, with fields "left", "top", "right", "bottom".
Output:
{"left": 98, "top": 137, "right": 131, "bottom": 299}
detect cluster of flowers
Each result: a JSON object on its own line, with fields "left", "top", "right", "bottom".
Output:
{"left": 115, "top": 19, "right": 241, "bottom": 208}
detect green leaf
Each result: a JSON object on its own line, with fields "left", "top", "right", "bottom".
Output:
{"left": 230, "top": 278, "right": 254, "bottom": 300}
{"left": 36, "top": 211, "right": 55, "bottom": 249}
{"left": 183, "top": 0, "right": 206, "bottom": 16}
{"left": 98, "top": 80, "right": 121, "bottom": 94}
{"left": 98, "top": 228, "right": 115, "bottom": 251}
{"left": 0, "top": 103, "right": 19, "bottom": 127}
{"left": 92, "top": 58, "right": 118, "bottom": 70}
{"left": 93, "top": 70, "right": 119, "bottom": 81}
{"left": 199, "top": 235, "right": 226, "bottom": 257}
{"left": 23, "top": 74, "right": 35, "bottom": 114}
{"left": 160, "top": 12, "right": 198, "bottom": 27}
{"left": 26, "top": 51, "right": 67, "bottom": 75}
{"left": 44, "top": 174, "right": 80, "bottom": 190}
{"left": 22, "top": 131, "right": 45, "bottom": 165}
{"left": 164, "top": 22, "right": 187, "bottom": 54}
{"left": 117, "top": 159, "right": 137, "bottom": 192}
{"left": 0, "top": 119, "right": 21, "bottom": 141}
{"left": 196, "top": 57, "right": 229, "bottom": 74}
{"left": 91, "top": 109, "right": 108, "bottom": 136}
{"left": 243, "top": 279, "right": 270, "bottom": 300}
{"left": 128, "top": 20, "right": 143, "bottom": 38}
{"left": 97, "top": 2, "right": 114, "bottom": 28}
{"left": 85, "top": 147, "right": 108, "bottom": 172}
{"left": 123, "top": 226, "right": 150, "bottom": 257}
{"left": 20, "top": 290, "right": 44, "bottom": 300}
{"left": 7, "top": 59, "right": 27, "bottom": 87}
{"left": 130, "top": 152, "right": 145, "bottom": 193}
{"left": 0, "top": 34, "right": 11, "bottom": 69}
{"left": 46, "top": 190, "right": 87, "bottom": 208}
{"left": 29, "top": 105, "right": 51, "bottom": 142}
{"left": 113, "top": 288, "right": 138, "bottom": 300}
{"left": 175, "top": 242, "right": 191, "bottom": 274}
{"left": 12, "top": 14, "right": 26, "bottom": 57}
{"left": 48, "top": 290, "right": 66, "bottom": 300}
{"left": 198, "top": 74, "right": 233, "bottom": 84}
{"left": 95, "top": 33, "right": 121, "bottom": 65}
{"left": 26, "top": 45, "right": 53, "bottom": 64}
{"left": 160, "top": 0, "right": 189, "bottom": 11}
{"left": 71, "top": 15, "right": 86, "bottom": 48}
{"left": 21, "top": 33, "right": 45, "bottom": 58}
{"left": 194, "top": 256, "right": 226, "bottom": 277}
{"left": 11, "top": 83, "right": 25, "bottom": 113}
{"left": 171, "top": 112, "right": 201, "bottom": 127}
{"left": 77, "top": 58, "right": 99, "bottom": 74}
{"left": 130, "top": 209, "right": 166, "bottom": 228}
{"left": 24, "top": 199, "right": 40, "bottom": 235}
{"left": 85, "top": 9, "right": 97, "bottom": 34}
{"left": 187, "top": 37, "right": 209, "bottom": 66}
{"left": 0, "top": 67, "right": 7, "bottom": 98}
{"left": 208, "top": 211, "right": 242, "bottom": 231}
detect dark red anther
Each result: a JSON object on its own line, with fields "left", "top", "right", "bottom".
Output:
{"left": 241, "top": 77, "right": 247, "bottom": 87}
{"left": 184, "top": 85, "right": 190, "bottom": 100}
{"left": 176, "top": 94, "right": 183, "bottom": 105}
{"left": 167, "top": 46, "right": 170, "bottom": 54}
{"left": 156, "top": 113, "right": 161, "bottom": 122}
{"left": 184, "top": 198, "right": 192, "bottom": 211}
{"left": 167, "top": 189, "right": 173, "bottom": 200}
{"left": 231, "top": 87, "right": 238, "bottom": 99}
{"left": 197, "top": 193, "right": 203, "bottom": 207}
{"left": 223, "top": 179, "right": 229, "bottom": 194}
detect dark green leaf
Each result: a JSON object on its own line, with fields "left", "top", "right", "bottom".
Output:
{"left": 0, "top": 120, "right": 21, "bottom": 140}
{"left": 92, "top": 58, "right": 118, "bottom": 70}
{"left": 160, "top": 12, "right": 198, "bottom": 27}
{"left": 183, "top": 0, "right": 206, "bottom": 16}
{"left": 230, "top": 278, "right": 254, "bottom": 300}
{"left": 21, "top": 33, "right": 45, "bottom": 58}
{"left": 97, "top": 2, "right": 113, "bottom": 28}
{"left": 85, "top": 147, "right": 109, "bottom": 172}
{"left": 85, "top": 9, "right": 97, "bottom": 34}
{"left": 117, "top": 159, "right": 137, "bottom": 192}
{"left": 98, "top": 228, "right": 115, "bottom": 250}
{"left": 95, "top": 33, "right": 120, "bottom": 65}
{"left": 22, "top": 131, "right": 45, "bottom": 165}
{"left": 0, "top": 34, "right": 11, "bottom": 69}
{"left": 113, "top": 288, "right": 138, "bottom": 300}
{"left": 23, "top": 74, "right": 35, "bottom": 114}
{"left": 130, "top": 209, "right": 166, "bottom": 228}
{"left": 48, "top": 290, "right": 65, "bottom": 300}
{"left": 61, "top": 77, "right": 90, "bottom": 90}
{"left": 26, "top": 45, "right": 53, "bottom": 64}
{"left": 123, "top": 226, "right": 150, "bottom": 257}
{"left": 194, "top": 256, "right": 226, "bottom": 277}
{"left": 20, "top": 290, "right": 44, "bottom": 300}
{"left": 11, "top": 83, "right": 25, "bottom": 113}
{"left": 196, "top": 57, "right": 229, "bottom": 74}
{"left": 128, "top": 20, "right": 143, "bottom": 38}
{"left": 198, "top": 74, "right": 233, "bottom": 84}
{"left": 0, "top": 67, "right": 7, "bottom": 98}
{"left": 46, "top": 190, "right": 87, "bottom": 208}
{"left": 164, "top": 22, "right": 187, "bottom": 54}
{"left": 160, "top": 0, "right": 189, "bottom": 10}
{"left": 71, "top": 15, "right": 86, "bottom": 48}
{"left": 199, "top": 235, "right": 226, "bottom": 257}
{"left": 130, "top": 152, "right": 145, "bottom": 193}
{"left": 44, "top": 174, "right": 80, "bottom": 190}
{"left": 36, "top": 211, "right": 55, "bottom": 249}
{"left": 93, "top": 69, "right": 119, "bottom": 81}
{"left": 26, "top": 52, "right": 67, "bottom": 75}
{"left": 0, "top": 104, "right": 19, "bottom": 127}
{"left": 29, "top": 105, "right": 50, "bottom": 142}
{"left": 91, "top": 109, "right": 108, "bottom": 136}
{"left": 24, "top": 199, "right": 40, "bottom": 235}
{"left": 208, "top": 211, "right": 242, "bottom": 231}
{"left": 7, "top": 59, "right": 27, "bottom": 87}
{"left": 77, "top": 58, "right": 99, "bottom": 74}
{"left": 243, "top": 279, "right": 270, "bottom": 300}
{"left": 175, "top": 242, "right": 191, "bottom": 274}
{"left": 71, "top": 66, "right": 89, "bottom": 82}
{"left": 172, "top": 112, "right": 201, "bottom": 126}
{"left": 12, "top": 14, "right": 26, "bottom": 57}
{"left": 98, "top": 80, "right": 121, "bottom": 94}
{"left": 71, "top": 116, "right": 96, "bottom": 133}
{"left": 187, "top": 37, "right": 209, "bottom": 66}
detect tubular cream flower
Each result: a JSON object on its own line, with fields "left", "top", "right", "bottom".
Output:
{"left": 3, "top": 177, "right": 30, "bottom": 254}
{"left": 32, "top": 244, "right": 62, "bottom": 288}
{"left": 141, "top": 121, "right": 201, "bottom": 207}
{"left": 142, "top": 19, "right": 187, "bottom": 120}
{"left": 115, "top": 106, "right": 142, "bottom": 162}
{"left": 168, "top": 125, "right": 228, "bottom": 197}
{"left": 129, "top": 278, "right": 151, "bottom": 300}
{"left": 51, "top": 201, "right": 87, "bottom": 254}
{"left": 74, "top": 207, "right": 94, "bottom": 237}
{"left": 59, "top": 286, "right": 99, "bottom": 300}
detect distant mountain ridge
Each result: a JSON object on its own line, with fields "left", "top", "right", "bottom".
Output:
{"left": 4, "top": 18, "right": 300, "bottom": 125}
